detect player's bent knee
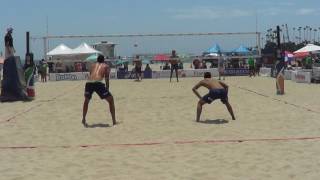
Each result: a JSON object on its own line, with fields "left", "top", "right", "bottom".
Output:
{"left": 198, "top": 100, "right": 206, "bottom": 106}
{"left": 106, "top": 95, "right": 114, "bottom": 103}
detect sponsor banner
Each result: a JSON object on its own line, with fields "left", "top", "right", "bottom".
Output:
{"left": 284, "top": 70, "right": 292, "bottom": 80}
{"left": 291, "top": 71, "right": 311, "bottom": 83}
{"left": 151, "top": 69, "right": 219, "bottom": 79}
{"left": 313, "top": 67, "right": 320, "bottom": 80}
{"left": 260, "top": 68, "right": 272, "bottom": 77}
{"left": 224, "top": 68, "right": 249, "bottom": 76}
{"left": 49, "top": 72, "right": 90, "bottom": 81}
{"left": 49, "top": 72, "right": 117, "bottom": 81}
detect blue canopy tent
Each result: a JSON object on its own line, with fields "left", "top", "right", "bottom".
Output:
{"left": 233, "top": 45, "right": 250, "bottom": 55}
{"left": 205, "top": 44, "right": 222, "bottom": 54}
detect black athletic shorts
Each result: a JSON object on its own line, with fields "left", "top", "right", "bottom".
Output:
{"left": 171, "top": 64, "right": 179, "bottom": 70}
{"left": 84, "top": 82, "right": 112, "bottom": 100}
{"left": 202, "top": 89, "right": 228, "bottom": 104}
{"left": 135, "top": 66, "right": 142, "bottom": 73}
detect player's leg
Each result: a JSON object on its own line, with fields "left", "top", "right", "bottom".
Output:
{"left": 175, "top": 67, "right": 179, "bottom": 82}
{"left": 170, "top": 67, "right": 174, "bottom": 82}
{"left": 82, "top": 83, "right": 93, "bottom": 127}
{"left": 224, "top": 101, "right": 235, "bottom": 120}
{"left": 105, "top": 95, "right": 116, "bottom": 125}
{"left": 82, "top": 97, "right": 90, "bottom": 127}
{"left": 196, "top": 100, "right": 206, "bottom": 122}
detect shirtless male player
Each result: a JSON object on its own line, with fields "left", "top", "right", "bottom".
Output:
{"left": 133, "top": 55, "right": 142, "bottom": 81}
{"left": 192, "top": 72, "right": 235, "bottom": 122}
{"left": 82, "top": 55, "right": 116, "bottom": 127}
{"left": 169, "top": 50, "right": 180, "bottom": 82}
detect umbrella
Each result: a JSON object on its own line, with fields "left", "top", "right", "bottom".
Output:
{"left": 153, "top": 54, "right": 169, "bottom": 61}
{"left": 294, "top": 44, "right": 320, "bottom": 53}
{"left": 115, "top": 59, "right": 129, "bottom": 65}
{"left": 293, "top": 52, "right": 309, "bottom": 58}
{"left": 85, "top": 54, "right": 99, "bottom": 61}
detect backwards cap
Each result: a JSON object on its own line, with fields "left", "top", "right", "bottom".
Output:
{"left": 7, "top": 27, "right": 13, "bottom": 32}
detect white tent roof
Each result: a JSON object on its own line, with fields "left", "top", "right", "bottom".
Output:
{"left": 72, "top": 43, "right": 101, "bottom": 54}
{"left": 294, "top": 44, "right": 320, "bottom": 53}
{"left": 47, "top": 44, "right": 73, "bottom": 56}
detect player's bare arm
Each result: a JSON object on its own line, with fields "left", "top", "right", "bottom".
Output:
{"left": 192, "top": 81, "right": 203, "bottom": 100}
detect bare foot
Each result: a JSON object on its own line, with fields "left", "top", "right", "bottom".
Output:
{"left": 82, "top": 119, "right": 88, "bottom": 127}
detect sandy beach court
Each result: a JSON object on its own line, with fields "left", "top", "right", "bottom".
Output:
{"left": 1, "top": 77, "right": 320, "bottom": 180}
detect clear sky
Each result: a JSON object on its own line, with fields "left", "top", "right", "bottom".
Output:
{"left": 1, "top": 0, "right": 320, "bottom": 58}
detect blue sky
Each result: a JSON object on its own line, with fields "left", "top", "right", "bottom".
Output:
{"left": 1, "top": 0, "right": 320, "bottom": 58}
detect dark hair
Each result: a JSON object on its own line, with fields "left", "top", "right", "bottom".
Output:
{"left": 97, "top": 55, "right": 105, "bottom": 63}
{"left": 204, "top": 72, "right": 211, "bottom": 78}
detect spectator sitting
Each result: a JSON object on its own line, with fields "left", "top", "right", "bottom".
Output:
{"left": 145, "top": 64, "right": 152, "bottom": 71}
{"left": 178, "top": 62, "right": 184, "bottom": 69}
{"left": 193, "top": 59, "right": 201, "bottom": 69}
{"left": 163, "top": 62, "right": 170, "bottom": 70}
{"left": 202, "top": 61, "right": 207, "bottom": 69}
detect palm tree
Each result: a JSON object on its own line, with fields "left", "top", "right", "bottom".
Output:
{"left": 293, "top": 27, "right": 296, "bottom": 43}
{"left": 303, "top": 27, "right": 306, "bottom": 42}
{"left": 318, "top": 27, "right": 320, "bottom": 43}
{"left": 298, "top": 27, "right": 302, "bottom": 43}
{"left": 310, "top": 27, "right": 313, "bottom": 43}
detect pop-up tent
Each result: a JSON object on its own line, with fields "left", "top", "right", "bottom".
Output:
{"left": 47, "top": 43, "right": 102, "bottom": 56}
{"left": 72, "top": 43, "right": 101, "bottom": 54}
{"left": 294, "top": 44, "right": 320, "bottom": 53}
{"left": 47, "top": 44, "right": 73, "bottom": 56}
{"left": 206, "top": 44, "right": 221, "bottom": 54}
{"left": 233, "top": 45, "right": 250, "bottom": 54}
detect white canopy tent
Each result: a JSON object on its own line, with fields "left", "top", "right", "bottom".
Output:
{"left": 294, "top": 44, "right": 320, "bottom": 53}
{"left": 72, "top": 43, "right": 102, "bottom": 55}
{"left": 47, "top": 43, "right": 102, "bottom": 56}
{"left": 47, "top": 44, "right": 73, "bottom": 56}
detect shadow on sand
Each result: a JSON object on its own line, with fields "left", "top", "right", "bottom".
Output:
{"left": 85, "top": 123, "right": 111, "bottom": 128}
{"left": 198, "top": 119, "right": 229, "bottom": 125}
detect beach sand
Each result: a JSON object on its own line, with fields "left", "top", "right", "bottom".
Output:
{"left": 1, "top": 77, "right": 320, "bottom": 180}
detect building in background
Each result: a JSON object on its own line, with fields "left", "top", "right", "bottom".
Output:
{"left": 92, "top": 41, "right": 117, "bottom": 58}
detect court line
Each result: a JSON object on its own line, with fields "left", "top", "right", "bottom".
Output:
{"left": 0, "top": 84, "right": 82, "bottom": 124}
{"left": 234, "top": 85, "right": 320, "bottom": 114}
{"left": 0, "top": 136, "right": 320, "bottom": 150}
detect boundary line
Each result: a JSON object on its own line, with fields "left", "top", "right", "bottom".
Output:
{"left": 234, "top": 85, "right": 320, "bottom": 114}
{"left": 0, "top": 136, "right": 320, "bottom": 150}
{"left": 0, "top": 84, "right": 82, "bottom": 124}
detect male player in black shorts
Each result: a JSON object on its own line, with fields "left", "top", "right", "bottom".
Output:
{"left": 82, "top": 55, "right": 116, "bottom": 127}
{"left": 133, "top": 55, "right": 142, "bottom": 81}
{"left": 192, "top": 72, "right": 235, "bottom": 122}
{"left": 169, "top": 50, "right": 180, "bottom": 82}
